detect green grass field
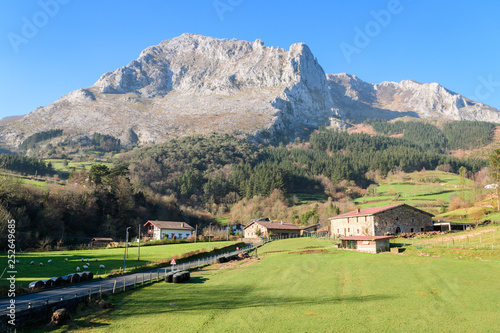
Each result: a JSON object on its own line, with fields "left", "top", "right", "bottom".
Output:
{"left": 35, "top": 238, "right": 500, "bottom": 333}
{"left": 44, "top": 159, "right": 113, "bottom": 173}
{"left": 0, "top": 241, "right": 237, "bottom": 286}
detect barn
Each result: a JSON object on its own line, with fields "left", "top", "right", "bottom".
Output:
{"left": 244, "top": 220, "right": 301, "bottom": 239}
{"left": 339, "top": 236, "right": 393, "bottom": 254}
{"left": 330, "top": 203, "right": 434, "bottom": 237}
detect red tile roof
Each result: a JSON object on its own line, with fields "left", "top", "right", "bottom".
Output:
{"left": 244, "top": 221, "right": 301, "bottom": 230}
{"left": 340, "top": 236, "right": 393, "bottom": 241}
{"left": 91, "top": 237, "right": 113, "bottom": 242}
{"left": 144, "top": 221, "right": 194, "bottom": 231}
{"left": 329, "top": 203, "right": 433, "bottom": 220}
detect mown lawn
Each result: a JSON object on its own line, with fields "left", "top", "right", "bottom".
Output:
{"left": 35, "top": 238, "right": 500, "bottom": 333}
{"left": 0, "top": 241, "right": 237, "bottom": 286}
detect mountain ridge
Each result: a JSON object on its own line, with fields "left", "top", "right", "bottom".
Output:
{"left": 1, "top": 33, "right": 499, "bottom": 149}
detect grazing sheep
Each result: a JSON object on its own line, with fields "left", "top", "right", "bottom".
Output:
{"left": 94, "top": 258, "right": 98, "bottom": 262}
{"left": 30, "top": 261, "right": 34, "bottom": 265}
{"left": 83, "top": 265, "right": 88, "bottom": 269}
{"left": 47, "top": 259, "right": 52, "bottom": 263}
{"left": 86, "top": 259, "right": 89, "bottom": 262}
{"left": 76, "top": 267, "right": 80, "bottom": 272}
{"left": 64, "top": 258, "right": 68, "bottom": 262}
{"left": 81, "top": 258, "right": 84, "bottom": 262}
{"left": 99, "top": 264, "right": 105, "bottom": 269}
{"left": 15, "top": 260, "right": 19, "bottom": 264}
{"left": 39, "top": 262, "right": 43, "bottom": 266}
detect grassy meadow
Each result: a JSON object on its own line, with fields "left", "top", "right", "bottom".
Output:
{"left": 0, "top": 241, "right": 237, "bottom": 286}
{"left": 34, "top": 237, "right": 500, "bottom": 333}
{"left": 354, "top": 170, "right": 496, "bottom": 222}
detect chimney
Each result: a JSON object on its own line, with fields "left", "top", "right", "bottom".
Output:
{"left": 357, "top": 208, "right": 360, "bottom": 214}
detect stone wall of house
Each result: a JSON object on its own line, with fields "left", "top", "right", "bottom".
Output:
{"left": 373, "top": 206, "right": 433, "bottom": 235}
{"left": 330, "top": 215, "right": 375, "bottom": 237}
{"left": 244, "top": 223, "right": 268, "bottom": 238}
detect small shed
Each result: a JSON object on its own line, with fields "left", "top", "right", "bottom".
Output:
{"left": 91, "top": 237, "right": 114, "bottom": 247}
{"left": 300, "top": 224, "right": 321, "bottom": 236}
{"left": 339, "top": 236, "right": 393, "bottom": 254}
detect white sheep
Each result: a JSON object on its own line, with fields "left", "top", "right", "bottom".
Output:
{"left": 76, "top": 267, "right": 80, "bottom": 272}
{"left": 81, "top": 258, "right": 84, "bottom": 262}
{"left": 39, "top": 262, "right": 43, "bottom": 266}
{"left": 64, "top": 258, "right": 68, "bottom": 262}
{"left": 15, "top": 260, "right": 19, "bottom": 264}
{"left": 47, "top": 259, "right": 52, "bottom": 263}
{"left": 99, "top": 264, "right": 105, "bottom": 269}
{"left": 86, "top": 259, "right": 89, "bottom": 262}
{"left": 94, "top": 258, "right": 98, "bottom": 262}
{"left": 83, "top": 265, "right": 89, "bottom": 269}
{"left": 30, "top": 261, "right": 34, "bottom": 265}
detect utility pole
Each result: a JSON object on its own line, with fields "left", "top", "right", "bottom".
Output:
{"left": 123, "top": 226, "right": 131, "bottom": 272}
{"left": 227, "top": 223, "right": 229, "bottom": 241}
{"left": 195, "top": 224, "right": 197, "bottom": 243}
{"left": 209, "top": 222, "right": 212, "bottom": 252}
{"left": 138, "top": 224, "right": 141, "bottom": 261}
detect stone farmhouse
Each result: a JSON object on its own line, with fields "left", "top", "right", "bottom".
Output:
{"left": 144, "top": 221, "right": 194, "bottom": 240}
{"left": 244, "top": 220, "right": 301, "bottom": 239}
{"left": 330, "top": 203, "right": 434, "bottom": 237}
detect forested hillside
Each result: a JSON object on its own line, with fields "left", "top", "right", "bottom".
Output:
{"left": 0, "top": 126, "right": 490, "bottom": 250}
{"left": 117, "top": 131, "right": 486, "bottom": 208}
{"left": 366, "top": 119, "right": 495, "bottom": 152}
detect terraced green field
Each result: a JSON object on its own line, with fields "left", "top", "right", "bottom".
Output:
{"left": 36, "top": 238, "right": 500, "bottom": 333}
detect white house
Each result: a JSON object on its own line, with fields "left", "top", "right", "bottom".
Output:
{"left": 144, "top": 221, "right": 195, "bottom": 240}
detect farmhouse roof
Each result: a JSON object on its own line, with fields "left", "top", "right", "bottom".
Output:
{"left": 340, "top": 236, "right": 393, "bottom": 241}
{"left": 301, "top": 224, "right": 321, "bottom": 231}
{"left": 329, "top": 203, "right": 434, "bottom": 220}
{"left": 144, "top": 221, "right": 195, "bottom": 231}
{"left": 244, "top": 221, "right": 301, "bottom": 231}
{"left": 91, "top": 237, "right": 113, "bottom": 242}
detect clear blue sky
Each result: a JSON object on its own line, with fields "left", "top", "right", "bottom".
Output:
{"left": 1, "top": 0, "right": 499, "bottom": 119}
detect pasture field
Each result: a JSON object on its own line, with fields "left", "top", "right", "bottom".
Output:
{"left": 44, "top": 159, "right": 113, "bottom": 173}
{"left": 353, "top": 170, "right": 494, "bottom": 220}
{"left": 0, "top": 241, "right": 237, "bottom": 286}
{"left": 36, "top": 238, "right": 500, "bottom": 333}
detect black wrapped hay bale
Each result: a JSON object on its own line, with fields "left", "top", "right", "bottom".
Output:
{"left": 28, "top": 280, "right": 45, "bottom": 290}
{"left": 50, "top": 277, "right": 64, "bottom": 287}
{"left": 165, "top": 271, "right": 175, "bottom": 283}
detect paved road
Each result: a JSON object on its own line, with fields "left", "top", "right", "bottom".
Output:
{"left": 0, "top": 242, "right": 266, "bottom": 314}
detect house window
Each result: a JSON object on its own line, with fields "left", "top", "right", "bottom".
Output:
{"left": 421, "top": 228, "right": 424, "bottom": 232}
{"left": 348, "top": 228, "right": 350, "bottom": 233}
{"left": 357, "top": 229, "right": 359, "bottom": 234}
{"left": 410, "top": 228, "right": 414, "bottom": 232}
{"left": 396, "top": 217, "right": 399, "bottom": 221}
{"left": 364, "top": 216, "right": 367, "bottom": 222}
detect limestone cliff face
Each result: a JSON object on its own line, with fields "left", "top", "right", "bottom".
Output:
{"left": 2, "top": 34, "right": 499, "bottom": 148}
{"left": 327, "top": 73, "right": 500, "bottom": 122}
{"left": 1, "top": 34, "right": 338, "bottom": 147}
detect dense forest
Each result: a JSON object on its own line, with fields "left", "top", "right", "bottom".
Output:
{"left": 0, "top": 154, "right": 54, "bottom": 176}
{"left": 19, "top": 129, "right": 63, "bottom": 151}
{"left": 116, "top": 130, "right": 486, "bottom": 209}
{"left": 365, "top": 119, "right": 495, "bottom": 152}
{"left": 0, "top": 120, "right": 492, "bottom": 249}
